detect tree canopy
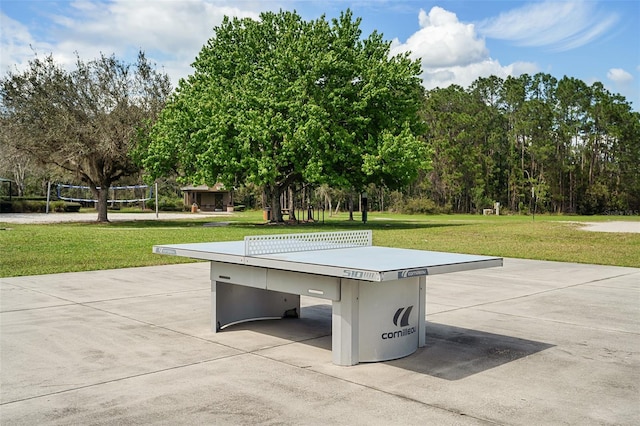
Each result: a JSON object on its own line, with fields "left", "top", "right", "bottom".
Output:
{"left": 3, "top": 11, "right": 635, "bottom": 218}
{"left": 0, "top": 52, "right": 171, "bottom": 222}
{"left": 140, "top": 9, "right": 427, "bottom": 221}
{"left": 419, "top": 73, "right": 640, "bottom": 214}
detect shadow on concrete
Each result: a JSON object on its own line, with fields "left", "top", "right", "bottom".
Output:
{"left": 387, "top": 322, "right": 555, "bottom": 380}
{"left": 219, "top": 303, "right": 333, "bottom": 349}
{"left": 219, "top": 305, "right": 554, "bottom": 380}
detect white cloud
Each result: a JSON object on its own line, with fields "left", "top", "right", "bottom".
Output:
{"left": 607, "top": 68, "right": 633, "bottom": 83}
{"left": 391, "top": 7, "right": 487, "bottom": 67}
{"left": 606, "top": 68, "right": 636, "bottom": 105}
{"left": 1, "top": 1, "right": 267, "bottom": 86}
{"left": 391, "top": 7, "right": 537, "bottom": 90}
{"left": 56, "top": 0, "right": 260, "bottom": 55}
{"left": 422, "top": 60, "right": 539, "bottom": 91}
{"left": 0, "top": 13, "right": 53, "bottom": 73}
{"left": 476, "top": 0, "right": 619, "bottom": 51}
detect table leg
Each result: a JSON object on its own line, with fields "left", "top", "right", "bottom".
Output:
{"left": 332, "top": 279, "right": 360, "bottom": 366}
{"left": 419, "top": 276, "right": 426, "bottom": 348}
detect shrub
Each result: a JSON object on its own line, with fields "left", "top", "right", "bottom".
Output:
{"left": 0, "top": 200, "right": 82, "bottom": 213}
{"left": 63, "top": 202, "right": 82, "bottom": 212}
{"left": 12, "top": 200, "right": 45, "bottom": 212}
{"left": 387, "top": 191, "right": 405, "bottom": 212}
{"left": 579, "top": 182, "right": 609, "bottom": 215}
{"left": 51, "top": 201, "right": 66, "bottom": 212}
{"left": 402, "top": 197, "right": 439, "bottom": 214}
{"left": 146, "top": 196, "right": 185, "bottom": 211}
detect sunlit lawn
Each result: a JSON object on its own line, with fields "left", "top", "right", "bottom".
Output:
{"left": 1, "top": 210, "right": 638, "bottom": 277}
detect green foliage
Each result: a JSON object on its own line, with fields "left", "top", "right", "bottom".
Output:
{"left": 386, "top": 190, "right": 405, "bottom": 212}
{"left": 386, "top": 195, "right": 450, "bottom": 215}
{"left": 2, "top": 200, "right": 81, "bottom": 213}
{"left": 63, "top": 202, "right": 82, "bottom": 212}
{"left": 579, "top": 182, "right": 609, "bottom": 215}
{"left": 362, "top": 124, "right": 430, "bottom": 188}
{"left": 420, "top": 72, "right": 639, "bottom": 215}
{"left": 146, "top": 196, "right": 185, "bottom": 212}
{"left": 139, "top": 9, "right": 425, "bottom": 222}
{"left": 1, "top": 51, "right": 172, "bottom": 222}
{"left": 401, "top": 197, "right": 440, "bottom": 214}
{"left": 3, "top": 23, "right": 636, "bottom": 220}
{"left": 6, "top": 200, "right": 34, "bottom": 213}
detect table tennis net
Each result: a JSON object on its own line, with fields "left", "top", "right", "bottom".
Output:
{"left": 244, "top": 230, "right": 372, "bottom": 256}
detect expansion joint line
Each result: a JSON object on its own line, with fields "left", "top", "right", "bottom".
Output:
{"left": 434, "top": 271, "right": 637, "bottom": 315}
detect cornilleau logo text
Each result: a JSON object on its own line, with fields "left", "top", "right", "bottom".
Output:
{"left": 381, "top": 306, "right": 416, "bottom": 340}
{"left": 398, "top": 269, "right": 428, "bottom": 279}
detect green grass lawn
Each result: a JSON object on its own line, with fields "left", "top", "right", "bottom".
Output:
{"left": 1, "top": 211, "right": 638, "bottom": 277}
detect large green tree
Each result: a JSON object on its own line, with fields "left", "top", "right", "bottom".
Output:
{"left": 0, "top": 52, "right": 171, "bottom": 222}
{"left": 140, "top": 10, "right": 426, "bottom": 221}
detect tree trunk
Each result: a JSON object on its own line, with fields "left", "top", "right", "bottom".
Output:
{"left": 13, "top": 161, "right": 27, "bottom": 197}
{"left": 288, "top": 186, "right": 296, "bottom": 221}
{"left": 267, "top": 184, "right": 283, "bottom": 222}
{"left": 96, "top": 186, "right": 109, "bottom": 222}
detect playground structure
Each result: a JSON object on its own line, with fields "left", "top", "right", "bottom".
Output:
{"left": 274, "top": 184, "right": 325, "bottom": 223}
{"left": 275, "top": 185, "right": 370, "bottom": 224}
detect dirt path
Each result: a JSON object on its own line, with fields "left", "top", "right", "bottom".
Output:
{"left": 0, "top": 211, "right": 231, "bottom": 224}
{"left": 1, "top": 213, "right": 638, "bottom": 233}
{"left": 577, "top": 221, "right": 640, "bottom": 233}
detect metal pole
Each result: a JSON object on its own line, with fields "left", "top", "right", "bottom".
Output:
{"left": 155, "top": 182, "right": 159, "bottom": 219}
{"left": 362, "top": 192, "right": 368, "bottom": 224}
{"left": 531, "top": 185, "right": 535, "bottom": 222}
{"left": 46, "top": 181, "right": 51, "bottom": 214}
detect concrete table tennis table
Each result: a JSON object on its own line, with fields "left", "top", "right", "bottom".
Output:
{"left": 153, "top": 230, "right": 502, "bottom": 366}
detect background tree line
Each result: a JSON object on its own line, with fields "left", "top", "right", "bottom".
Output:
{"left": 418, "top": 74, "right": 639, "bottom": 215}
{"left": 2, "top": 10, "right": 638, "bottom": 220}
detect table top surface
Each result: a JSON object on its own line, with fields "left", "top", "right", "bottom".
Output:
{"left": 154, "top": 241, "right": 503, "bottom": 282}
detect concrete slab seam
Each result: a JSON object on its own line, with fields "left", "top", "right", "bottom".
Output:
{"left": 430, "top": 270, "right": 639, "bottom": 316}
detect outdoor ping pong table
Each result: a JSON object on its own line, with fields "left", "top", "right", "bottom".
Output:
{"left": 153, "top": 230, "right": 502, "bottom": 366}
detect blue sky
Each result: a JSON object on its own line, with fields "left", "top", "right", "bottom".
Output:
{"left": 1, "top": 0, "right": 638, "bottom": 108}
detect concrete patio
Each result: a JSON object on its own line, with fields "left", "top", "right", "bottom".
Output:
{"left": 1, "top": 258, "right": 638, "bottom": 425}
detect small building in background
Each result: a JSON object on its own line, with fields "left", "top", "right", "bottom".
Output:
{"left": 181, "top": 183, "right": 233, "bottom": 212}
